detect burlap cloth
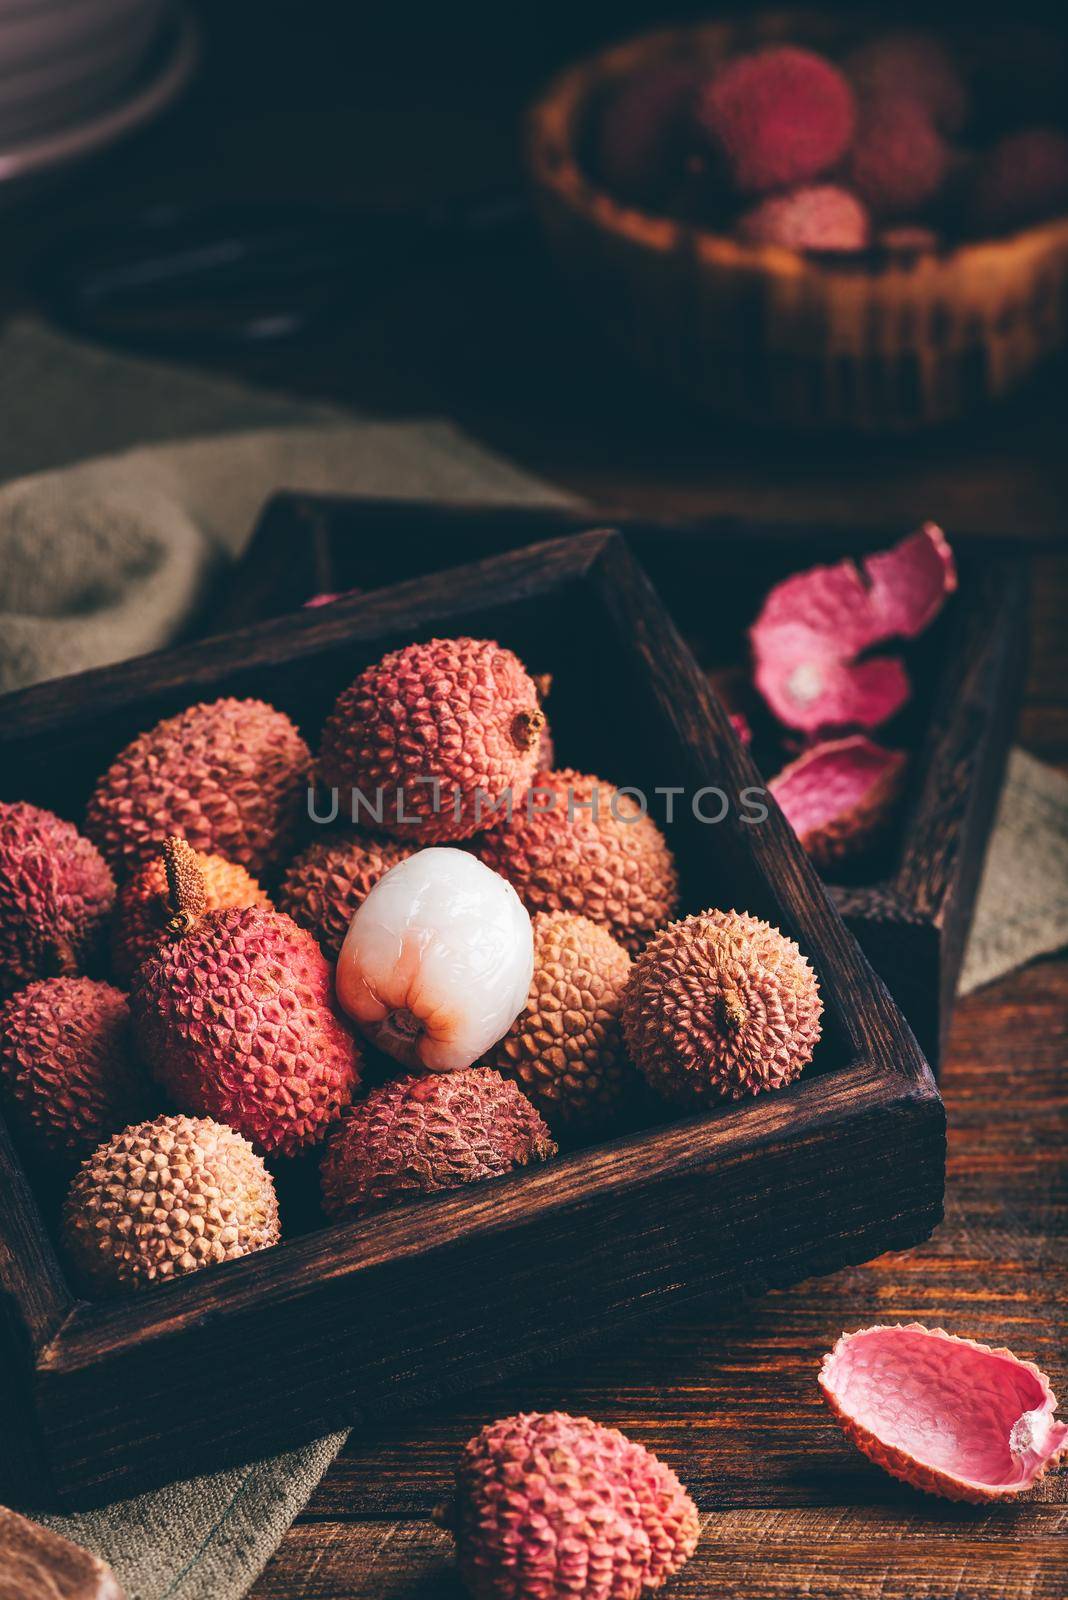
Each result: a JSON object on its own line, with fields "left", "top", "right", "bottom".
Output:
{"left": 0, "top": 318, "right": 1064, "bottom": 1600}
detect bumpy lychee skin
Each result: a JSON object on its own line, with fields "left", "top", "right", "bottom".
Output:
{"left": 846, "top": 30, "right": 969, "bottom": 135}
{"left": 0, "top": 978, "right": 145, "bottom": 1158}
{"left": 0, "top": 801, "right": 115, "bottom": 998}
{"left": 62, "top": 1113, "right": 280, "bottom": 1295}
{"left": 695, "top": 46, "right": 856, "bottom": 195}
{"left": 622, "top": 909, "right": 823, "bottom": 1104}
{"left": 317, "top": 637, "right": 545, "bottom": 844}
{"left": 320, "top": 1067, "right": 556, "bottom": 1220}
{"left": 441, "top": 1410, "right": 700, "bottom": 1600}
{"left": 111, "top": 849, "right": 271, "bottom": 984}
{"left": 735, "top": 184, "right": 871, "bottom": 251}
{"left": 131, "top": 839, "right": 360, "bottom": 1156}
{"left": 85, "top": 697, "right": 310, "bottom": 878}
{"left": 279, "top": 834, "right": 414, "bottom": 962}
{"left": 969, "top": 127, "right": 1068, "bottom": 233}
{"left": 848, "top": 98, "right": 951, "bottom": 219}
{"left": 474, "top": 770, "right": 679, "bottom": 958}
{"left": 484, "top": 911, "right": 635, "bottom": 1129}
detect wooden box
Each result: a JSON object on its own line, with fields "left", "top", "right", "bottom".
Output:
{"left": 212, "top": 495, "right": 1029, "bottom": 1071}
{"left": 0, "top": 530, "right": 943, "bottom": 1508}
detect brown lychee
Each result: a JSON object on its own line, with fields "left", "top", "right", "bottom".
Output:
{"left": 317, "top": 637, "right": 545, "bottom": 844}
{"left": 62, "top": 1113, "right": 280, "bottom": 1294}
{"left": 320, "top": 1067, "right": 556, "bottom": 1219}
{"left": 278, "top": 834, "right": 413, "bottom": 961}
{"left": 622, "top": 909, "right": 823, "bottom": 1104}
{"left": 85, "top": 697, "right": 310, "bottom": 878}
{"left": 111, "top": 849, "right": 272, "bottom": 984}
{"left": 0, "top": 801, "right": 115, "bottom": 998}
{"left": 483, "top": 911, "right": 635, "bottom": 1129}
{"left": 474, "top": 770, "right": 679, "bottom": 957}
{"left": 0, "top": 978, "right": 146, "bottom": 1157}
{"left": 130, "top": 838, "right": 360, "bottom": 1156}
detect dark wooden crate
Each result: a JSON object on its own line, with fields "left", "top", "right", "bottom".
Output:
{"left": 210, "top": 495, "right": 1029, "bottom": 1071}
{"left": 0, "top": 530, "right": 943, "bottom": 1509}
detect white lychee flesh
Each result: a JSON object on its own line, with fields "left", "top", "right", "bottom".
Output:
{"left": 336, "top": 847, "right": 534, "bottom": 1072}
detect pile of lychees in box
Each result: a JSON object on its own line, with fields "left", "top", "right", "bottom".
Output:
{"left": 595, "top": 26, "right": 1068, "bottom": 252}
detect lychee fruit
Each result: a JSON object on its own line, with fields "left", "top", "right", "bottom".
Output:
{"left": 85, "top": 697, "right": 310, "bottom": 879}
{"left": 0, "top": 978, "right": 146, "bottom": 1158}
{"left": 820, "top": 1324, "right": 1068, "bottom": 1503}
{"left": 279, "top": 834, "right": 413, "bottom": 962}
{"left": 735, "top": 184, "right": 871, "bottom": 251}
{"left": 438, "top": 1410, "right": 700, "bottom": 1600}
{"left": 846, "top": 31, "right": 969, "bottom": 134}
{"left": 770, "top": 736, "right": 909, "bottom": 869}
{"left": 968, "top": 127, "right": 1068, "bottom": 234}
{"left": 111, "top": 849, "right": 272, "bottom": 984}
{"left": 695, "top": 45, "right": 856, "bottom": 195}
{"left": 483, "top": 911, "right": 635, "bottom": 1130}
{"left": 336, "top": 847, "right": 533, "bottom": 1072}
{"left": 596, "top": 61, "right": 703, "bottom": 203}
{"left": 130, "top": 838, "right": 360, "bottom": 1155}
{"left": 622, "top": 909, "right": 823, "bottom": 1104}
{"left": 320, "top": 1067, "right": 556, "bottom": 1220}
{"left": 0, "top": 801, "right": 115, "bottom": 998}
{"left": 317, "top": 637, "right": 545, "bottom": 844}
{"left": 474, "top": 769, "right": 679, "bottom": 958}
{"left": 62, "top": 1113, "right": 280, "bottom": 1295}
{"left": 848, "top": 98, "right": 951, "bottom": 219}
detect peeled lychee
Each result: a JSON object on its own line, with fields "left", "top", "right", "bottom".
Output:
{"left": 320, "top": 1067, "right": 556, "bottom": 1219}
{"left": 770, "top": 736, "right": 909, "bottom": 869}
{"left": 622, "top": 909, "right": 823, "bottom": 1104}
{"left": 85, "top": 697, "right": 310, "bottom": 879}
{"left": 336, "top": 847, "right": 533, "bottom": 1072}
{"left": 0, "top": 801, "right": 115, "bottom": 998}
{"left": 735, "top": 184, "right": 871, "bottom": 251}
{"left": 483, "top": 911, "right": 635, "bottom": 1130}
{"left": 474, "top": 769, "right": 679, "bottom": 957}
{"left": 62, "top": 1113, "right": 280, "bottom": 1294}
{"left": 111, "top": 849, "right": 271, "bottom": 984}
{"left": 130, "top": 838, "right": 360, "bottom": 1155}
{"left": 820, "top": 1324, "right": 1068, "bottom": 1503}
{"left": 695, "top": 45, "right": 856, "bottom": 195}
{"left": 846, "top": 31, "right": 969, "bottom": 135}
{"left": 279, "top": 834, "right": 413, "bottom": 962}
{"left": 318, "top": 637, "right": 545, "bottom": 844}
{"left": 969, "top": 127, "right": 1068, "bottom": 233}
{"left": 439, "top": 1410, "right": 699, "bottom": 1600}
{"left": 848, "top": 98, "right": 951, "bottom": 219}
{"left": 0, "top": 978, "right": 145, "bottom": 1157}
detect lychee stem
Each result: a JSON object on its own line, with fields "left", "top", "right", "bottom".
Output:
{"left": 510, "top": 707, "right": 546, "bottom": 752}
{"left": 720, "top": 989, "right": 747, "bottom": 1031}
{"left": 163, "top": 837, "right": 207, "bottom": 937}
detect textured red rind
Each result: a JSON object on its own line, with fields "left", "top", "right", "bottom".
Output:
{"left": 0, "top": 800, "right": 115, "bottom": 998}
{"left": 447, "top": 1410, "right": 699, "bottom": 1600}
{"left": 320, "top": 1067, "right": 556, "bottom": 1219}
{"left": 474, "top": 769, "right": 679, "bottom": 958}
{"left": 130, "top": 905, "right": 361, "bottom": 1156}
{"left": 848, "top": 98, "right": 951, "bottom": 219}
{"left": 279, "top": 834, "right": 414, "bottom": 962}
{"left": 769, "top": 736, "right": 909, "bottom": 868}
{"left": 751, "top": 523, "right": 957, "bottom": 733}
{"left": 819, "top": 1324, "right": 1068, "bottom": 1503}
{"left": 735, "top": 184, "right": 871, "bottom": 252}
{"left": 85, "top": 697, "right": 311, "bottom": 879}
{"left": 317, "top": 637, "right": 543, "bottom": 844}
{"left": 111, "top": 850, "right": 272, "bottom": 984}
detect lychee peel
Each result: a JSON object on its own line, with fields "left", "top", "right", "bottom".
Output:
{"left": 696, "top": 45, "right": 856, "bottom": 195}
{"left": 85, "top": 697, "right": 310, "bottom": 878}
{"left": 848, "top": 98, "right": 951, "bottom": 219}
{"left": 317, "top": 637, "right": 545, "bottom": 844}
{"left": 820, "top": 1324, "right": 1068, "bottom": 1503}
{"left": 279, "top": 834, "right": 414, "bottom": 962}
{"left": 111, "top": 849, "right": 271, "bottom": 984}
{"left": 622, "top": 909, "right": 823, "bottom": 1104}
{"left": 320, "top": 1067, "right": 556, "bottom": 1220}
{"left": 475, "top": 769, "right": 679, "bottom": 957}
{"left": 0, "top": 978, "right": 145, "bottom": 1157}
{"left": 62, "top": 1113, "right": 280, "bottom": 1294}
{"left": 735, "top": 184, "right": 871, "bottom": 252}
{"left": 0, "top": 801, "right": 115, "bottom": 997}
{"left": 336, "top": 847, "right": 533, "bottom": 1072}
{"left": 751, "top": 523, "right": 956, "bottom": 733}
{"left": 484, "top": 910, "right": 635, "bottom": 1129}
{"left": 769, "top": 736, "right": 908, "bottom": 869}
{"left": 442, "top": 1410, "right": 699, "bottom": 1600}
{"left": 130, "top": 839, "right": 360, "bottom": 1155}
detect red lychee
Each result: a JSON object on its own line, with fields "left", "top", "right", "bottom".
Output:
{"left": 848, "top": 98, "right": 951, "bottom": 219}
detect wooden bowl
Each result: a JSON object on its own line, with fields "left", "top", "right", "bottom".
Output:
{"left": 526, "top": 12, "right": 1068, "bottom": 433}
